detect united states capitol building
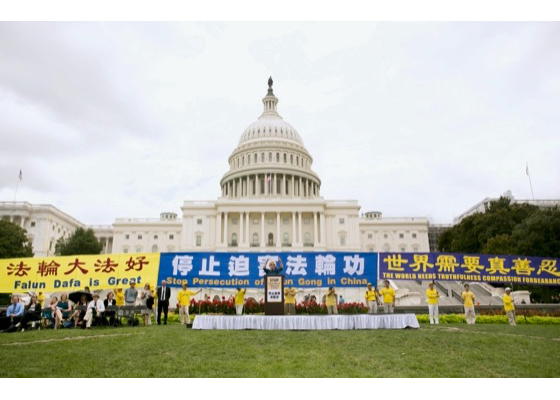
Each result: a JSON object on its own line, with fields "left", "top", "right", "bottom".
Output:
{"left": 1, "top": 79, "right": 542, "bottom": 305}
{"left": 1, "top": 79, "right": 429, "bottom": 259}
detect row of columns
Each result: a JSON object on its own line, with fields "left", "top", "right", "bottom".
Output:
{"left": 216, "top": 211, "right": 326, "bottom": 248}
{"left": 221, "top": 174, "right": 319, "bottom": 198}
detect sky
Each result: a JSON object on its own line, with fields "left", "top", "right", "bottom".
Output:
{"left": 0, "top": 22, "right": 559, "bottom": 225}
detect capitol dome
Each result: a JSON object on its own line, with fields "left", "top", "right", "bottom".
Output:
{"left": 220, "top": 77, "right": 321, "bottom": 200}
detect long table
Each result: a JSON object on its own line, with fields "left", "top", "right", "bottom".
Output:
{"left": 192, "top": 314, "right": 420, "bottom": 330}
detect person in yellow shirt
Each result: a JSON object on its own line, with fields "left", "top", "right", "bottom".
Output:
{"left": 380, "top": 280, "right": 396, "bottom": 313}
{"left": 37, "top": 292, "right": 45, "bottom": 307}
{"left": 503, "top": 287, "right": 516, "bottom": 326}
{"left": 177, "top": 282, "right": 201, "bottom": 325}
{"left": 114, "top": 288, "right": 125, "bottom": 306}
{"left": 325, "top": 287, "right": 338, "bottom": 315}
{"left": 426, "top": 282, "right": 440, "bottom": 324}
{"left": 284, "top": 287, "right": 297, "bottom": 315}
{"left": 234, "top": 288, "right": 246, "bottom": 315}
{"left": 461, "top": 283, "right": 476, "bottom": 324}
{"left": 365, "top": 283, "right": 378, "bottom": 314}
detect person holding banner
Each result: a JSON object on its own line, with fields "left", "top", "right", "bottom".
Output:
{"left": 365, "top": 283, "right": 378, "bottom": 314}
{"left": 177, "top": 282, "right": 201, "bottom": 324}
{"left": 461, "top": 284, "right": 476, "bottom": 324}
{"left": 284, "top": 287, "right": 297, "bottom": 315}
{"left": 380, "top": 280, "right": 396, "bottom": 313}
{"left": 325, "top": 287, "right": 338, "bottom": 315}
{"left": 503, "top": 288, "right": 516, "bottom": 326}
{"left": 235, "top": 287, "right": 247, "bottom": 315}
{"left": 426, "top": 282, "right": 440, "bottom": 324}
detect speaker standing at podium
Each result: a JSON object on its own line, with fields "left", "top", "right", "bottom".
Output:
{"left": 263, "top": 258, "right": 284, "bottom": 275}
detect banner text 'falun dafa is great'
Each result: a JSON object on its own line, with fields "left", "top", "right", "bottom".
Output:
{"left": 0, "top": 253, "right": 160, "bottom": 293}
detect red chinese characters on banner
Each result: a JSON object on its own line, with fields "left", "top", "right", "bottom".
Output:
{"left": 125, "top": 256, "right": 149, "bottom": 271}
{"left": 7, "top": 261, "right": 31, "bottom": 277}
{"left": 66, "top": 258, "right": 89, "bottom": 275}
{"left": 94, "top": 257, "right": 118, "bottom": 273}
{"left": 37, "top": 260, "right": 61, "bottom": 277}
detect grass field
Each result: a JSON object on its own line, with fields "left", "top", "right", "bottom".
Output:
{"left": 1, "top": 323, "right": 559, "bottom": 377}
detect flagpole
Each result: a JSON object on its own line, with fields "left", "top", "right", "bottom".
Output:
{"left": 526, "top": 163, "right": 535, "bottom": 201}
{"left": 14, "top": 169, "right": 22, "bottom": 202}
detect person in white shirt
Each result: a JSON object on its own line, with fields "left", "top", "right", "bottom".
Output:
{"left": 84, "top": 293, "right": 105, "bottom": 329}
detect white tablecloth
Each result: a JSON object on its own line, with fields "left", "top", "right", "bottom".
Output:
{"left": 192, "top": 314, "right": 419, "bottom": 330}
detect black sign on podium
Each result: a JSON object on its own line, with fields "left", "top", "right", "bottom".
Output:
{"left": 264, "top": 275, "right": 284, "bottom": 315}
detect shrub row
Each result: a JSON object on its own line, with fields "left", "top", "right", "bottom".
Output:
{"left": 417, "top": 314, "right": 560, "bottom": 324}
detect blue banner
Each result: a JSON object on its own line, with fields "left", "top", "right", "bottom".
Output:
{"left": 158, "top": 252, "right": 377, "bottom": 288}
{"left": 379, "top": 252, "right": 560, "bottom": 286}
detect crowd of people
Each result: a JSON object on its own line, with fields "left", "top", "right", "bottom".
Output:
{"left": 0, "top": 279, "right": 518, "bottom": 333}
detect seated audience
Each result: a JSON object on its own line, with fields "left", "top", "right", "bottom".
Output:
{"left": 0, "top": 295, "right": 24, "bottom": 331}
{"left": 83, "top": 293, "right": 105, "bottom": 329}
{"left": 16, "top": 294, "right": 42, "bottom": 331}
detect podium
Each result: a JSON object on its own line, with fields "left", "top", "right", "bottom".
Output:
{"left": 264, "top": 275, "right": 284, "bottom": 315}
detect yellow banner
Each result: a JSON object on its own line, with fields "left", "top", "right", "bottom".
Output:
{"left": 0, "top": 253, "right": 160, "bottom": 293}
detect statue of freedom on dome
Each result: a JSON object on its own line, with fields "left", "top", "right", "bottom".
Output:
{"left": 268, "top": 76, "right": 273, "bottom": 88}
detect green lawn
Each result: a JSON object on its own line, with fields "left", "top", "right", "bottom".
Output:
{"left": 1, "top": 323, "right": 559, "bottom": 377}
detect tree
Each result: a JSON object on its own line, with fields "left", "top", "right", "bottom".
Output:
{"left": 55, "top": 227, "right": 103, "bottom": 256}
{"left": 0, "top": 220, "right": 33, "bottom": 259}
{"left": 438, "top": 198, "right": 560, "bottom": 302}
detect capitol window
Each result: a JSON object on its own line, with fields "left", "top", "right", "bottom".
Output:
{"left": 151, "top": 245, "right": 158, "bottom": 252}
{"left": 383, "top": 233, "right": 388, "bottom": 239}
{"left": 276, "top": 153, "right": 279, "bottom": 162}
{"left": 137, "top": 234, "right": 142, "bottom": 240}
{"left": 261, "top": 153, "right": 264, "bottom": 162}
{"left": 30, "top": 221, "right": 35, "bottom": 227}
{"left": 267, "top": 218, "right": 273, "bottom": 225}
{"left": 283, "top": 218, "right": 289, "bottom": 225}
{"left": 283, "top": 232, "right": 289, "bottom": 244}
{"left": 232, "top": 218, "right": 238, "bottom": 225}
{"left": 154, "top": 235, "right": 158, "bottom": 239}
{"left": 253, "top": 218, "right": 258, "bottom": 225}
{"left": 197, "top": 219, "right": 203, "bottom": 225}
{"left": 368, "top": 233, "right": 373, "bottom": 239}
{"left": 242, "top": 156, "right": 245, "bottom": 166}
{"left": 284, "top": 153, "right": 287, "bottom": 163}
{"left": 399, "top": 233, "right": 404, "bottom": 239}
{"left": 125, "top": 234, "right": 130, "bottom": 240}
{"left": 269, "top": 152, "right": 272, "bottom": 162}
{"left": 123, "top": 247, "right": 129, "bottom": 254}
{"left": 252, "top": 233, "right": 259, "bottom": 246}
{"left": 136, "top": 246, "right": 143, "bottom": 253}
{"left": 412, "top": 245, "right": 419, "bottom": 252}
{"left": 304, "top": 218, "right": 310, "bottom": 225}
{"left": 169, "top": 234, "right": 174, "bottom": 240}
{"left": 339, "top": 218, "right": 345, "bottom": 224}
{"left": 196, "top": 235, "right": 202, "bottom": 247}
{"left": 339, "top": 234, "right": 346, "bottom": 246}
{"left": 412, "top": 233, "right": 417, "bottom": 239}
{"left": 290, "top": 154, "right": 293, "bottom": 164}
{"left": 400, "top": 246, "right": 406, "bottom": 252}
{"left": 254, "top": 154, "right": 257, "bottom": 163}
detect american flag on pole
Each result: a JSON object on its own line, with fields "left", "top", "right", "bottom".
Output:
{"left": 525, "top": 164, "right": 529, "bottom": 176}
{"left": 18, "top": 169, "right": 22, "bottom": 181}
{"left": 265, "top": 174, "right": 271, "bottom": 183}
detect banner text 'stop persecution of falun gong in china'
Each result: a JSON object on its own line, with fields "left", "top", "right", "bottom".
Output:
{"left": 0, "top": 253, "right": 160, "bottom": 292}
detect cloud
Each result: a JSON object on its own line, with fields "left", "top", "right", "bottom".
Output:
{"left": 0, "top": 22, "right": 558, "bottom": 225}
